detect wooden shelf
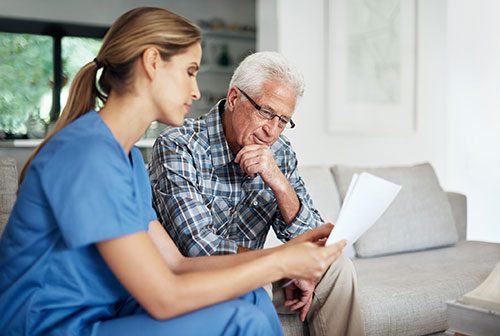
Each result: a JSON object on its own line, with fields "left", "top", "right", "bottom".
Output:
{"left": 202, "top": 29, "right": 255, "bottom": 41}
{"left": 1, "top": 138, "right": 156, "bottom": 148}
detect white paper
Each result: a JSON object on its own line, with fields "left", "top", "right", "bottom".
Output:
{"left": 326, "top": 172, "right": 401, "bottom": 246}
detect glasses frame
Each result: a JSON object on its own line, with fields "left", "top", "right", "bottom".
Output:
{"left": 236, "top": 87, "right": 295, "bottom": 129}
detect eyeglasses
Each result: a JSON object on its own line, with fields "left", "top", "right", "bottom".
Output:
{"left": 237, "top": 87, "right": 295, "bottom": 129}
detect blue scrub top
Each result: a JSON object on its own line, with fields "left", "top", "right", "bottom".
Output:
{"left": 0, "top": 111, "right": 157, "bottom": 336}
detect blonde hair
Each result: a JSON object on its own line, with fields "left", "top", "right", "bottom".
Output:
{"left": 19, "top": 7, "right": 201, "bottom": 183}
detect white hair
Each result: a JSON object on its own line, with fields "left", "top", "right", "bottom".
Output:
{"left": 228, "top": 51, "right": 305, "bottom": 98}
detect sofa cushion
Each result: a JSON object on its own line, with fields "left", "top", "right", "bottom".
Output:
{"left": 297, "top": 166, "right": 341, "bottom": 222}
{"left": 354, "top": 240, "right": 500, "bottom": 335}
{"left": 0, "top": 158, "right": 17, "bottom": 235}
{"left": 332, "top": 163, "right": 458, "bottom": 257}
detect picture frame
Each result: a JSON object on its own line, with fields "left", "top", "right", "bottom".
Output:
{"left": 327, "top": 0, "right": 417, "bottom": 135}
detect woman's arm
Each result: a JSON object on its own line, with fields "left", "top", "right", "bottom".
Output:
{"left": 97, "top": 222, "right": 344, "bottom": 320}
{"left": 147, "top": 220, "right": 335, "bottom": 273}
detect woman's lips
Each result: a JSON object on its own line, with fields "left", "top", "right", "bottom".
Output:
{"left": 183, "top": 104, "right": 191, "bottom": 114}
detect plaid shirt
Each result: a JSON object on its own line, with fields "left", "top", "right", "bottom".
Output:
{"left": 148, "top": 100, "right": 324, "bottom": 256}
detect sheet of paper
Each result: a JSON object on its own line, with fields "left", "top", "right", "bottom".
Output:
{"left": 326, "top": 172, "right": 401, "bottom": 246}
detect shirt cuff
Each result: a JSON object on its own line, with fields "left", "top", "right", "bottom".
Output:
{"left": 275, "top": 197, "right": 323, "bottom": 240}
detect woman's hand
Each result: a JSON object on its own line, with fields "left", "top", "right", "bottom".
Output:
{"left": 276, "top": 239, "right": 346, "bottom": 281}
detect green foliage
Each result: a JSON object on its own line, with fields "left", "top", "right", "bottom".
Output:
{"left": 0, "top": 33, "right": 52, "bottom": 134}
{"left": 0, "top": 33, "right": 102, "bottom": 135}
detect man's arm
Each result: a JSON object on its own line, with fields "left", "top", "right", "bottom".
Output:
{"left": 149, "top": 135, "right": 239, "bottom": 256}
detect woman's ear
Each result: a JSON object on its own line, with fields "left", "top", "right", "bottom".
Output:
{"left": 141, "top": 47, "right": 161, "bottom": 81}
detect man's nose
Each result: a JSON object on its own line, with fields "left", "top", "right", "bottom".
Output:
{"left": 263, "top": 117, "right": 282, "bottom": 137}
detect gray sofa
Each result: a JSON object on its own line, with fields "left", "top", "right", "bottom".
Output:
{"left": 2, "top": 158, "right": 500, "bottom": 336}
{"left": 272, "top": 163, "right": 500, "bottom": 336}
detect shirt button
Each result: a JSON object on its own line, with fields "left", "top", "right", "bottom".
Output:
{"left": 253, "top": 200, "right": 259, "bottom": 206}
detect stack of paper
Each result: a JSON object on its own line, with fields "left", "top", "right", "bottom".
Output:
{"left": 326, "top": 172, "right": 401, "bottom": 246}
{"left": 460, "top": 262, "right": 500, "bottom": 312}
{"left": 446, "top": 300, "right": 500, "bottom": 335}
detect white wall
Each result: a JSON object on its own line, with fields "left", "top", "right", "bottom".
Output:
{"left": 258, "top": 0, "right": 448, "bottom": 179}
{"left": 447, "top": 0, "right": 500, "bottom": 243}
{"left": 258, "top": 0, "right": 500, "bottom": 243}
{"left": 0, "top": 0, "right": 255, "bottom": 26}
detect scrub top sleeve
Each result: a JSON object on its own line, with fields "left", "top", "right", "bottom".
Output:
{"left": 41, "top": 138, "right": 148, "bottom": 249}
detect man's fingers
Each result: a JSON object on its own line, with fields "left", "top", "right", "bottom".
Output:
{"left": 314, "top": 238, "right": 327, "bottom": 247}
{"left": 239, "top": 156, "right": 262, "bottom": 173}
{"left": 300, "top": 298, "right": 313, "bottom": 322}
{"left": 289, "top": 300, "right": 306, "bottom": 311}
{"left": 236, "top": 149, "right": 262, "bottom": 164}
{"left": 284, "top": 299, "right": 299, "bottom": 306}
{"left": 305, "top": 223, "right": 334, "bottom": 241}
{"left": 234, "top": 145, "right": 267, "bottom": 163}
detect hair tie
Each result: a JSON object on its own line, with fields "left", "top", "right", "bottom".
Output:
{"left": 93, "top": 58, "right": 103, "bottom": 69}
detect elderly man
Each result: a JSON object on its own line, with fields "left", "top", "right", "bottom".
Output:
{"left": 148, "top": 51, "right": 364, "bottom": 336}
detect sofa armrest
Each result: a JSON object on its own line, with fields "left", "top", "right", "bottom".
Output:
{"left": 0, "top": 157, "right": 18, "bottom": 237}
{"left": 446, "top": 192, "right": 467, "bottom": 241}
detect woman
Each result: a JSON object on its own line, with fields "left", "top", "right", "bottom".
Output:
{"left": 0, "top": 7, "right": 345, "bottom": 336}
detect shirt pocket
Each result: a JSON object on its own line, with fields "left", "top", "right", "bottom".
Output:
{"left": 237, "top": 190, "right": 277, "bottom": 240}
{"left": 207, "top": 196, "right": 232, "bottom": 237}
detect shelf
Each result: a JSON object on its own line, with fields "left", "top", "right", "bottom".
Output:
{"left": 199, "top": 65, "right": 235, "bottom": 74}
{"left": 202, "top": 29, "right": 255, "bottom": 41}
{"left": 0, "top": 138, "right": 157, "bottom": 149}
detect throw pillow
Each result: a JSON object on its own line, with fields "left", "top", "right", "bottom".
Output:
{"left": 332, "top": 163, "right": 458, "bottom": 257}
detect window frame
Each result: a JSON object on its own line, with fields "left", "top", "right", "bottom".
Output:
{"left": 0, "top": 17, "right": 108, "bottom": 123}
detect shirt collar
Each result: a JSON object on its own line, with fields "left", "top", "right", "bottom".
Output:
{"left": 207, "top": 99, "right": 235, "bottom": 168}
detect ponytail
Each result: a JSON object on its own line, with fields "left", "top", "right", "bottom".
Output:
{"left": 18, "top": 7, "right": 201, "bottom": 185}
{"left": 18, "top": 61, "right": 102, "bottom": 184}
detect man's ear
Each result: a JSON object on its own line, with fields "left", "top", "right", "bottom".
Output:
{"left": 141, "top": 47, "right": 161, "bottom": 81}
{"left": 226, "top": 87, "right": 239, "bottom": 111}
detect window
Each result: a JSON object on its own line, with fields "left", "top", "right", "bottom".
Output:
{"left": 0, "top": 17, "right": 107, "bottom": 139}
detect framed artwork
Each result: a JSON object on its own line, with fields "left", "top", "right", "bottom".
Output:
{"left": 327, "top": 0, "right": 417, "bottom": 135}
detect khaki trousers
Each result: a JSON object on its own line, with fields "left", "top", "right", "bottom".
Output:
{"left": 266, "top": 255, "right": 365, "bottom": 336}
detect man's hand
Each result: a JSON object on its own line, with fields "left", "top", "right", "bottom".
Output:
{"left": 287, "top": 223, "right": 335, "bottom": 246}
{"left": 284, "top": 278, "right": 316, "bottom": 322}
{"left": 234, "top": 144, "right": 285, "bottom": 190}
{"left": 235, "top": 144, "right": 302, "bottom": 224}
{"left": 237, "top": 245, "right": 251, "bottom": 253}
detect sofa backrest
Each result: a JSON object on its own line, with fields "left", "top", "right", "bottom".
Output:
{"left": 447, "top": 191, "right": 467, "bottom": 241}
{"left": 297, "top": 166, "right": 341, "bottom": 223}
{"left": 1, "top": 157, "right": 467, "bottom": 246}
{"left": 298, "top": 163, "right": 467, "bottom": 256}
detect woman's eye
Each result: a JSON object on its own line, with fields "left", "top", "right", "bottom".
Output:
{"left": 187, "top": 68, "right": 198, "bottom": 77}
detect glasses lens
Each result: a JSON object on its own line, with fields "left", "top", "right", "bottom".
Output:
{"left": 258, "top": 109, "right": 275, "bottom": 120}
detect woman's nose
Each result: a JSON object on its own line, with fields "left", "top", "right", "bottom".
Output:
{"left": 192, "top": 80, "right": 201, "bottom": 101}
